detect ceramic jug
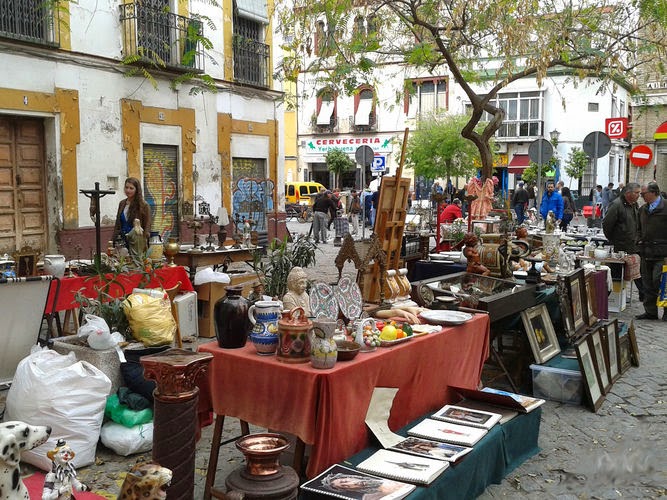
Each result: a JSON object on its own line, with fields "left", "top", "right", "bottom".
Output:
{"left": 354, "top": 317, "right": 377, "bottom": 352}
{"left": 310, "top": 318, "right": 338, "bottom": 369}
{"left": 43, "top": 254, "right": 66, "bottom": 278}
{"left": 214, "top": 285, "right": 252, "bottom": 348}
{"left": 146, "top": 232, "right": 164, "bottom": 262}
{"left": 276, "top": 307, "right": 312, "bottom": 363}
{"left": 248, "top": 300, "right": 282, "bottom": 335}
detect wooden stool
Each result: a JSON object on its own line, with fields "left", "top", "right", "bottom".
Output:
{"left": 204, "top": 414, "right": 250, "bottom": 500}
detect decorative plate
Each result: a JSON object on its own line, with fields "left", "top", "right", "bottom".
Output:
{"left": 380, "top": 336, "right": 413, "bottom": 347}
{"left": 336, "top": 275, "right": 362, "bottom": 320}
{"left": 309, "top": 282, "right": 339, "bottom": 319}
{"left": 418, "top": 310, "right": 473, "bottom": 325}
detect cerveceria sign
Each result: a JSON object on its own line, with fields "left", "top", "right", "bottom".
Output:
{"left": 305, "top": 135, "right": 394, "bottom": 154}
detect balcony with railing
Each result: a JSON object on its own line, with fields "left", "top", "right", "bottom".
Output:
{"left": 0, "top": 0, "right": 59, "bottom": 46}
{"left": 233, "top": 35, "right": 270, "bottom": 88}
{"left": 119, "top": 3, "right": 204, "bottom": 72}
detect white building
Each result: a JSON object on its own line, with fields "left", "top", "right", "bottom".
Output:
{"left": 0, "top": 0, "right": 285, "bottom": 257}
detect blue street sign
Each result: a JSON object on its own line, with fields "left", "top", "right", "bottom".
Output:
{"left": 371, "top": 155, "right": 386, "bottom": 172}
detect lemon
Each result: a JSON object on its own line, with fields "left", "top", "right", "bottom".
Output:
{"left": 380, "top": 324, "right": 398, "bottom": 341}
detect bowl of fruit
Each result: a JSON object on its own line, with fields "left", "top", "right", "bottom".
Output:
{"left": 336, "top": 340, "right": 361, "bottom": 361}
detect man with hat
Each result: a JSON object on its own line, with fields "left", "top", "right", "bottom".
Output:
{"left": 511, "top": 181, "right": 529, "bottom": 224}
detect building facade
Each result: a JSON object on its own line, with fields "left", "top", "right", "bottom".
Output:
{"left": 0, "top": 0, "right": 285, "bottom": 257}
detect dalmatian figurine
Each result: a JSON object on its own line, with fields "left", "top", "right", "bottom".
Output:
{"left": 42, "top": 439, "right": 90, "bottom": 500}
{"left": 0, "top": 421, "right": 51, "bottom": 500}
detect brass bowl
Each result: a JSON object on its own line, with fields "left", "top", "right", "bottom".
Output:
{"left": 336, "top": 340, "right": 361, "bottom": 361}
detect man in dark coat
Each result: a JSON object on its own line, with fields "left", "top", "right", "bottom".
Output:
{"left": 511, "top": 181, "right": 530, "bottom": 224}
{"left": 602, "top": 183, "right": 643, "bottom": 301}
{"left": 636, "top": 182, "right": 667, "bottom": 320}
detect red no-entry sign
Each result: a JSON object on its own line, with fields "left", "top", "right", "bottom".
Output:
{"left": 629, "top": 145, "right": 653, "bottom": 167}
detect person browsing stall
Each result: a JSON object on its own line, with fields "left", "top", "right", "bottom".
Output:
{"left": 438, "top": 199, "right": 463, "bottom": 223}
{"left": 312, "top": 190, "right": 336, "bottom": 244}
{"left": 602, "top": 183, "right": 643, "bottom": 302}
{"left": 636, "top": 182, "right": 667, "bottom": 320}
{"left": 511, "top": 181, "right": 530, "bottom": 224}
{"left": 539, "top": 180, "right": 564, "bottom": 223}
{"left": 112, "top": 177, "right": 151, "bottom": 249}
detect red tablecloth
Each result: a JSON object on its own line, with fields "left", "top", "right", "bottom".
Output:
{"left": 46, "top": 266, "right": 194, "bottom": 312}
{"left": 198, "top": 314, "right": 490, "bottom": 478}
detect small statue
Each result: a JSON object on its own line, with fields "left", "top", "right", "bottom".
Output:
{"left": 118, "top": 462, "right": 172, "bottom": 500}
{"left": 125, "top": 218, "right": 147, "bottom": 257}
{"left": 248, "top": 281, "right": 264, "bottom": 305}
{"left": 462, "top": 233, "right": 491, "bottom": 276}
{"left": 545, "top": 210, "right": 557, "bottom": 234}
{"left": 42, "top": 439, "right": 90, "bottom": 500}
{"left": 282, "top": 266, "right": 311, "bottom": 316}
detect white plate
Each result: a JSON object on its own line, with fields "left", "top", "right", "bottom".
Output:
{"left": 419, "top": 310, "right": 473, "bottom": 325}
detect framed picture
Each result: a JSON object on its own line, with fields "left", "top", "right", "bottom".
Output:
{"left": 618, "top": 334, "right": 632, "bottom": 374}
{"left": 12, "top": 246, "right": 39, "bottom": 277}
{"left": 575, "top": 333, "right": 604, "bottom": 412}
{"left": 627, "top": 320, "right": 640, "bottom": 367}
{"left": 521, "top": 303, "right": 561, "bottom": 364}
{"left": 564, "top": 269, "right": 589, "bottom": 336}
{"left": 556, "top": 276, "right": 577, "bottom": 342}
{"left": 602, "top": 319, "right": 621, "bottom": 384}
{"left": 590, "top": 326, "right": 612, "bottom": 394}
{"left": 585, "top": 272, "right": 598, "bottom": 326}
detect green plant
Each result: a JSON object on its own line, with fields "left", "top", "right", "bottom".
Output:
{"left": 74, "top": 252, "right": 165, "bottom": 340}
{"left": 251, "top": 235, "right": 318, "bottom": 299}
{"left": 325, "top": 148, "right": 356, "bottom": 189}
{"left": 564, "top": 147, "right": 590, "bottom": 187}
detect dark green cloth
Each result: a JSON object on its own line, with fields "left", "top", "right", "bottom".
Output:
{"left": 302, "top": 409, "right": 542, "bottom": 500}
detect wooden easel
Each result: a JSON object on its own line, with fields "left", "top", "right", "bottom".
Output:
{"left": 363, "top": 128, "right": 411, "bottom": 303}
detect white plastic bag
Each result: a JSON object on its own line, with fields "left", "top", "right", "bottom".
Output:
{"left": 5, "top": 348, "right": 112, "bottom": 470}
{"left": 100, "top": 421, "right": 154, "bottom": 456}
{"left": 78, "top": 314, "right": 114, "bottom": 350}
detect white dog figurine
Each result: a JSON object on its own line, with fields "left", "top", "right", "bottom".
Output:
{"left": 0, "top": 421, "right": 51, "bottom": 500}
{"left": 42, "top": 439, "right": 90, "bottom": 500}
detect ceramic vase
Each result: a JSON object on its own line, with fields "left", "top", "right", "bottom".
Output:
{"left": 310, "top": 318, "right": 338, "bottom": 369}
{"left": 214, "top": 285, "right": 252, "bottom": 348}
{"left": 276, "top": 307, "right": 311, "bottom": 363}
{"left": 248, "top": 300, "right": 282, "bottom": 335}
{"left": 146, "top": 231, "right": 164, "bottom": 262}
{"left": 43, "top": 254, "right": 66, "bottom": 278}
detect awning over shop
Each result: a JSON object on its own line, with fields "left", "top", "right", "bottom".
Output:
{"left": 508, "top": 154, "right": 530, "bottom": 174}
{"left": 654, "top": 121, "right": 667, "bottom": 140}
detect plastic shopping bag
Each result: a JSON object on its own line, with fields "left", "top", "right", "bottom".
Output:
{"left": 123, "top": 292, "right": 176, "bottom": 346}
{"left": 658, "top": 264, "right": 667, "bottom": 308}
{"left": 6, "top": 348, "right": 111, "bottom": 470}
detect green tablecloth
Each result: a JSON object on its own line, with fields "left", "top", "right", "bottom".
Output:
{"left": 301, "top": 408, "right": 541, "bottom": 500}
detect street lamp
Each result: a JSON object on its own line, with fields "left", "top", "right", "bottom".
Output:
{"left": 549, "top": 129, "right": 561, "bottom": 183}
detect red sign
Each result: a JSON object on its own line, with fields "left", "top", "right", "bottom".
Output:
{"left": 629, "top": 145, "right": 653, "bottom": 167}
{"left": 605, "top": 117, "right": 628, "bottom": 139}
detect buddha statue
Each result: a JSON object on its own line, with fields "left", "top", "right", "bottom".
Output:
{"left": 282, "top": 266, "right": 311, "bottom": 316}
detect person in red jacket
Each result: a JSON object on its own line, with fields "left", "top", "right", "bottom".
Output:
{"left": 438, "top": 199, "right": 463, "bottom": 223}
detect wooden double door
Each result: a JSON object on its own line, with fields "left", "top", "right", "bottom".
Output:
{"left": 0, "top": 116, "right": 47, "bottom": 254}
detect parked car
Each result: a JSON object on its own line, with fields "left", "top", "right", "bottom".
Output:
{"left": 285, "top": 181, "right": 326, "bottom": 205}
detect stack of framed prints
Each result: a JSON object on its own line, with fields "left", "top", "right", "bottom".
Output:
{"left": 575, "top": 319, "right": 638, "bottom": 412}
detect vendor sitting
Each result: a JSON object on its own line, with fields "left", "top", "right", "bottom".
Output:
{"left": 438, "top": 199, "right": 463, "bottom": 224}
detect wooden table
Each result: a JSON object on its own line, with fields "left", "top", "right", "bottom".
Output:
{"left": 198, "top": 314, "right": 490, "bottom": 481}
{"left": 173, "top": 248, "right": 255, "bottom": 281}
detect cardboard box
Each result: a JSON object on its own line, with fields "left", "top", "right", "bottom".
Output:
{"left": 530, "top": 364, "right": 582, "bottom": 404}
{"left": 174, "top": 291, "right": 198, "bottom": 338}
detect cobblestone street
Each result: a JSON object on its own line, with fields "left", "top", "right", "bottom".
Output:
{"left": 2, "top": 222, "right": 666, "bottom": 498}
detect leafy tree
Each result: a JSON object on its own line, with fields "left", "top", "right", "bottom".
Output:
{"left": 404, "top": 114, "right": 481, "bottom": 181}
{"left": 275, "top": 0, "right": 667, "bottom": 181}
{"left": 521, "top": 158, "right": 557, "bottom": 185}
{"left": 325, "top": 148, "right": 356, "bottom": 188}
{"left": 564, "top": 147, "right": 590, "bottom": 187}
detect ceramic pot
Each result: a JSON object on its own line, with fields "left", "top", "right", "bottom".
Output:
{"left": 249, "top": 333, "right": 279, "bottom": 355}
{"left": 43, "top": 254, "right": 66, "bottom": 278}
{"left": 214, "top": 285, "right": 252, "bottom": 348}
{"left": 248, "top": 300, "right": 282, "bottom": 335}
{"left": 146, "top": 231, "right": 164, "bottom": 262}
{"left": 276, "top": 307, "right": 311, "bottom": 363}
{"left": 310, "top": 318, "right": 338, "bottom": 369}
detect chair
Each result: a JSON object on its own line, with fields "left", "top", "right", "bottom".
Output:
{"left": 164, "top": 281, "right": 183, "bottom": 348}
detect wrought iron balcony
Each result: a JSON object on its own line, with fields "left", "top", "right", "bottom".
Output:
{"left": 119, "top": 2, "right": 204, "bottom": 72}
{"left": 0, "top": 0, "right": 59, "bottom": 46}
{"left": 233, "top": 35, "right": 270, "bottom": 88}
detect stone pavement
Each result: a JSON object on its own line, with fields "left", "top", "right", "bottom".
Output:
{"left": 2, "top": 220, "right": 666, "bottom": 498}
